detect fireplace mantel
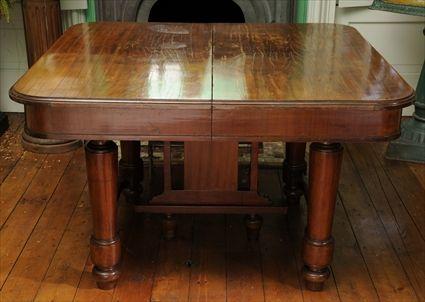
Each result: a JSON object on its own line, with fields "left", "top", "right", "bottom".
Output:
{"left": 95, "top": 0, "right": 293, "bottom": 23}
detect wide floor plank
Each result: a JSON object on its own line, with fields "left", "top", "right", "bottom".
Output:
{"left": 332, "top": 197, "right": 380, "bottom": 302}
{"left": 372, "top": 143, "right": 425, "bottom": 239}
{"left": 0, "top": 151, "right": 46, "bottom": 227}
{"left": 260, "top": 169, "right": 303, "bottom": 302}
{"left": 226, "top": 214, "right": 265, "bottom": 302}
{"left": 0, "top": 149, "right": 87, "bottom": 302}
{"left": 261, "top": 214, "right": 304, "bottom": 302}
{"left": 188, "top": 215, "right": 227, "bottom": 302}
{"left": 33, "top": 186, "right": 91, "bottom": 302}
{"left": 338, "top": 147, "right": 418, "bottom": 302}
{"left": 408, "top": 162, "right": 425, "bottom": 189}
{"left": 348, "top": 143, "right": 425, "bottom": 301}
{"left": 0, "top": 152, "right": 73, "bottom": 288}
{"left": 150, "top": 215, "right": 193, "bottom": 302}
{"left": 112, "top": 214, "right": 162, "bottom": 302}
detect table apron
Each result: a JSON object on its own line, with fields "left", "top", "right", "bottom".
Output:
{"left": 24, "top": 103, "right": 402, "bottom": 142}
{"left": 24, "top": 103, "right": 212, "bottom": 141}
{"left": 212, "top": 106, "right": 402, "bottom": 142}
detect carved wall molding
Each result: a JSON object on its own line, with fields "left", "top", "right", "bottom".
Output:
{"left": 95, "top": 0, "right": 292, "bottom": 23}
{"left": 307, "top": 0, "right": 337, "bottom": 23}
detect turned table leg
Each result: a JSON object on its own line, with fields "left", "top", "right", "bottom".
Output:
{"left": 162, "top": 213, "right": 177, "bottom": 240}
{"left": 119, "top": 141, "right": 143, "bottom": 203}
{"left": 244, "top": 214, "right": 263, "bottom": 241}
{"left": 85, "top": 140, "right": 121, "bottom": 290}
{"left": 302, "top": 142, "right": 343, "bottom": 291}
{"left": 283, "top": 142, "right": 307, "bottom": 205}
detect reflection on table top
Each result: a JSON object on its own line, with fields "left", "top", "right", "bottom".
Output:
{"left": 11, "top": 22, "right": 414, "bottom": 109}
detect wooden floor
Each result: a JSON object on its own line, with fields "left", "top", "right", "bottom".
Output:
{"left": 0, "top": 113, "right": 424, "bottom": 302}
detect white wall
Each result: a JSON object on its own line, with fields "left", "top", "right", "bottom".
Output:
{"left": 0, "top": 1, "right": 26, "bottom": 112}
{"left": 335, "top": 4, "right": 425, "bottom": 116}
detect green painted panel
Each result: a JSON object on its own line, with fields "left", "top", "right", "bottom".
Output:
{"left": 296, "top": 0, "right": 308, "bottom": 23}
{"left": 86, "top": 0, "right": 96, "bottom": 22}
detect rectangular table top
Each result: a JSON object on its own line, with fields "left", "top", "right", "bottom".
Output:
{"left": 10, "top": 22, "right": 413, "bottom": 142}
{"left": 11, "top": 22, "right": 413, "bottom": 110}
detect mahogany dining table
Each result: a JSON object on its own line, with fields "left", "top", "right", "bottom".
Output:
{"left": 10, "top": 22, "right": 413, "bottom": 292}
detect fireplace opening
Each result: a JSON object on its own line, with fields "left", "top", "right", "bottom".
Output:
{"left": 148, "top": 0, "right": 245, "bottom": 23}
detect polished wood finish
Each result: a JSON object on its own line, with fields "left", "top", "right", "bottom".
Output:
{"left": 10, "top": 23, "right": 412, "bottom": 142}
{"left": 212, "top": 107, "right": 403, "bottom": 142}
{"left": 134, "top": 205, "right": 287, "bottom": 214}
{"left": 184, "top": 142, "right": 238, "bottom": 191}
{"left": 21, "top": 129, "right": 82, "bottom": 153}
{"left": 283, "top": 142, "right": 306, "bottom": 204}
{"left": 8, "top": 23, "right": 414, "bottom": 291}
{"left": 14, "top": 22, "right": 213, "bottom": 144}
{"left": 21, "top": 103, "right": 211, "bottom": 141}
{"left": 150, "top": 190, "right": 270, "bottom": 206}
{"left": 13, "top": 22, "right": 212, "bottom": 102}
{"left": 85, "top": 140, "right": 121, "bottom": 290}
{"left": 212, "top": 24, "right": 412, "bottom": 107}
{"left": 153, "top": 140, "right": 269, "bottom": 234}
{"left": 302, "top": 143, "right": 343, "bottom": 291}
{"left": 212, "top": 24, "right": 411, "bottom": 142}
{"left": 119, "top": 141, "right": 143, "bottom": 203}
{"left": 13, "top": 23, "right": 413, "bottom": 108}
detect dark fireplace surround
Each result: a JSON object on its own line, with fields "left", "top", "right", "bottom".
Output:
{"left": 95, "top": 0, "right": 293, "bottom": 24}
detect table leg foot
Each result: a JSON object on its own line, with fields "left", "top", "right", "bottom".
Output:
{"left": 283, "top": 142, "right": 306, "bottom": 205}
{"left": 162, "top": 214, "right": 176, "bottom": 240}
{"left": 303, "top": 265, "right": 330, "bottom": 291}
{"left": 244, "top": 214, "right": 263, "bottom": 241}
{"left": 119, "top": 141, "right": 143, "bottom": 203}
{"left": 93, "top": 265, "right": 120, "bottom": 290}
{"left": 302, "top": 142, "right": 342, "bottom": 291}
{"left": 85, "top": 140, "right": 121, "bottom": 290}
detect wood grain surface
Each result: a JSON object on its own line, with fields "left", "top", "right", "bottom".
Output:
{"left": 11, "top": 23, "right": 413, "bottom": 108}
{"left": 212, "top": 23, "right": 413, "bottom": 108}
{"left": 9, "top": 22, "right": 414, "bottom": 141}
{"left": 12, "top": 22, "right": 212, "bottom": 103}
